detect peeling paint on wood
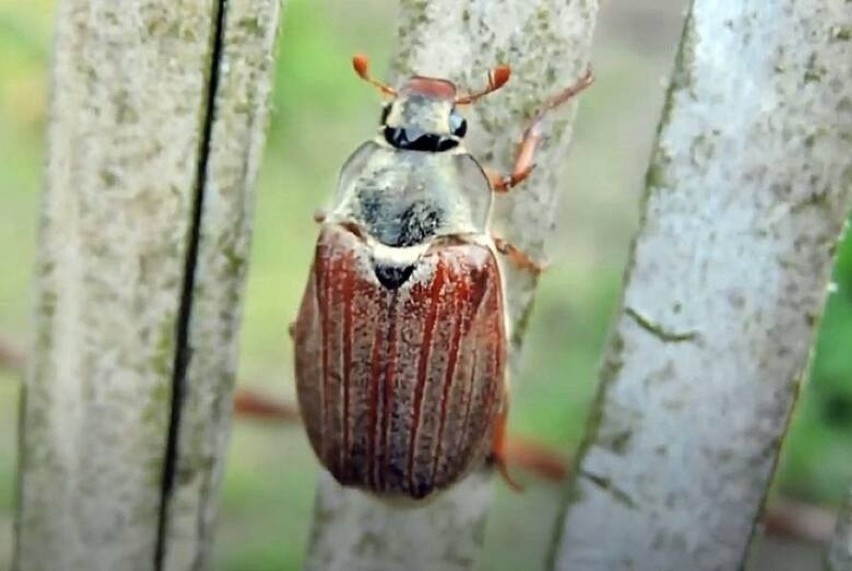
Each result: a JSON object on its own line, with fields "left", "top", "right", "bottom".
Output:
{"left": 302, "top": 1, "right": 599, "bottom": 570}
{"left": 551, "top": 1, "right": 852, "bottom": 569}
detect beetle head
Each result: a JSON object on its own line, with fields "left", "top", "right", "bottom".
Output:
{"left": 352, "top": 54, "right": 511, "bottom": 153}
{"left": 380, "top": 80, "right": 466, "bottom": 153}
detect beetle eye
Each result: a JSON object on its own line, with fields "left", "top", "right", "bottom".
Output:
{"left": 449, "top": 112, "right": 467, "bottom": 138}
{"left": 379, "top": 103, "right": 391, "bottom": 125}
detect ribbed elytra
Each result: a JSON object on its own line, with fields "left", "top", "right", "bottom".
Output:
{"left": 294, "top": 226, "right": 504, "bottom": 498}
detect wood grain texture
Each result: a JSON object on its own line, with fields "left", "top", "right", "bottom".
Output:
{"left": 159, "top": 1, "right": 280, "bottom": 568}
{"left": 14, "top": 1, "right": 280, "bottom": 569}
{"left": 551, "top": 1, "right": 852, "bottom": 569}
{"left": 304, "top": 0, "right": 599, "bottom": 569}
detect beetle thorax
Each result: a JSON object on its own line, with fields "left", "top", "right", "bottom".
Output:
{"left": 385, "top": 94, "right": 454, "bottom": 138}
{"left": 330, "top": 145, "right": 490, "bottom": 249}
{"left": 323, "top": 75, "right": 493, "bottom": 290}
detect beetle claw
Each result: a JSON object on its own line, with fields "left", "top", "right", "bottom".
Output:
{"left": 492, "top": 453, "right": 525, "bottom": 492}
{"left": 493, "top": 237, "right": 545, "bottom": 275}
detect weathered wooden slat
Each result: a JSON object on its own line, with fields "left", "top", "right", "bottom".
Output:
{"left": 157, "top": 1, "right": 281, "bottom": 569}
{"left": 14, "top": 1, "right": 280, "bottom": 569}
{"left": 551, "top": 1, "right": 852, "bottom": 569}
{"left": 303, "top": 1, "right": 599, "bottom": 570}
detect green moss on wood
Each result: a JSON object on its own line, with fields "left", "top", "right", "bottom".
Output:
{"left": 510, "top": 289, "right": 539, "bottom": 347}
{"left": 830, "top": 25, "right": 851, "bottom": 42}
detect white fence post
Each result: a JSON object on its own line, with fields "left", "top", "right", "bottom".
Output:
{"left": 303, "top": 1, "right": 599, "bottom": 570}
{"left": 14, "top": 1, "right": 280, "bottom": 569}
{"left": 550, "top": 1, "right": 852, "bottom": 569}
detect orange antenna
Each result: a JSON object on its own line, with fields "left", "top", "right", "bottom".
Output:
{"left": 352, "top": 54, "right": 396, "bottom": 97}
{"left": 455, "top": 65, "right": 511, "bottom": 105}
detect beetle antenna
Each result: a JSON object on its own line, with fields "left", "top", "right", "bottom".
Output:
{"left": 352, "top": 54, "right": 397, "bottom": 97}
{"left": 455, "top": 65, "right": 511, "bottom": 105}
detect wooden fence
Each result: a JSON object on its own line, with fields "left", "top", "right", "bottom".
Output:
{"left": 554, "top": 1, "right": 852, "bottom": 568}
{"left": 12, "top": 0, "right": 852, "bottom": 570}
{"left": 15, "top": 1, "right": 280, "bottom": 569}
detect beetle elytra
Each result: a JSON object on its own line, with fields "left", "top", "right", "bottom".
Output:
{"left": 293, "top": 55, "right": 593, "bottom": 499}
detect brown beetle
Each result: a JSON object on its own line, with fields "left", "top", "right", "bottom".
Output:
{"left": 293, "top": 55, "right": 593, "bottom": 499}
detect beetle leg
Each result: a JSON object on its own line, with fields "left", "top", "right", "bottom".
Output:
{"left": 491, "top": 391, "right": 570, "bottom": 488}
{"left": 493, "top": 237, "right": 545, "bottom": 275}
{"left": 502, "top": 436, "right": 569, "bottom": 483}
{"left": 233, "top": 389, "right": 301, "bottom": 423}
{"left": 488, "top": 65, "right": 594, "bottom": 194}
{"left": 490, "top": 403, "right": 524, "bottom": 492}
{"left": 486, "top": 164, "right": 535, "bottom": 193}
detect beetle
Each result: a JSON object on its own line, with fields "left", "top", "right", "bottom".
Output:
{"left": 293, "top": 54, "right": 593, "bottom": 499}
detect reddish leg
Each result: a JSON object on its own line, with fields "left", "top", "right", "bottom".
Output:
{"left": 488, "top": 66, "right": 594, "bottom": 194}
{"left": 502, "top": 436, "right": 568, "bottom": 483}
{"left": 486, "top": 156, "right": 536, "bottom": 193}
{"left": 233, "top": 389, "right": 301, "bottom": 423}
{"left": 491, "top": 403, "right": 524, "bottom": 491}
{"left": 488, "top": 69, "right": 593, "bottom": 273}
{"left": 491, "top": 395, "right": 570, "bottom": 490}
{"left": 493, "top": 237, "right": 545, "bottom": 275}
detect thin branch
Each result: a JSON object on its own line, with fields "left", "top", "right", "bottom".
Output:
{"left": 765, "top": 497, "right": 838, "bottom": 545}
{"left": 0, "top": 337, "right": 25, "bottom": 372}
{"left": 6, "top": 335, "right": 840, "bottom": 548}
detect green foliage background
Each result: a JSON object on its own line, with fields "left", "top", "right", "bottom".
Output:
{"left": 0, "top": 1, "right": 849, "bottom": 569}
